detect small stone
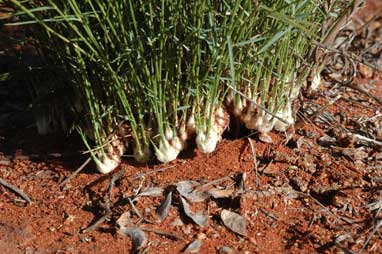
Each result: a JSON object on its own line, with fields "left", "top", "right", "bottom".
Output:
{"left": 219, "top": 246, "right": 233, "bottom": 253}
{"left": 0, "top": 159, "right": 11, "bottom": 165}
{"left": 290, "top": 176, "right": 308, "bottom": 192}
{"left": 171, "top": 218, "right": 184, "bottom": 227}
{"left": 197, "top": 232, "right": 206, "bottom": 240}
{"left": 259, "top": 133, "right": 273, "bottom": 144}
{"left": 358, "top": 63, "right": 373, "bottom": 79}
{"left": 318, "top": 135, "right": 336, "bottom": 147}
{"left": 14, "top": 155, "right": 29, "bottom": 160}
{"left": 263, "top": 165, "right": 279, "bottom": 176}
{"left": 184, "top": 239, "right": 202, "bottom": 253}
{"left": 376, "top": 153, "right": 382, "bottom": 160}
{"left": 183, "top": 224, "right": 193, "bottom": 235}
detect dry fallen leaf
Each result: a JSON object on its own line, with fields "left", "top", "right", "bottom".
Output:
{"left": 116, "top": 211, "right": 133, "bottom": 228}
{"left": 259, "top": 133, "right": 273, "bottom": 144}
{"left": 221, "top": 209, "right": 247, "bottom": 237}
{"left": 183, "top": 239, "right": 202, "bottom": 253}
{"left": 180, "top": 196, "right": 208, "bottom": 226}
{"left": 208, "top": 188, "right": 234, "bottom": 198}
{"left": 120, "top": 227, "right": 147, "bottom": 252}
{"left": 138, "top": 187, "right": 164, "bottom": 197}
{"left": 156, "top": 191, "right": 172, "bottom": 221}
{"left": 176, "top": 181, "right": 210, "bottom": 202}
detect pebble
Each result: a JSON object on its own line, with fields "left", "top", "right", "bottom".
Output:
{"left": 171, "top": 218, "right": 184, "bottom": 227}
{"left": 183, "top": 224, "right": 193, "bottom": 235}
{"left": 318, "top": 135, "right": 336, "bottom": 147}
{"left": 219, "top": 246, "right": 233, "bottom": 253}
{"left": 259, "top": 133, "right": 273, "bottom": 144}
{"left": 14, "top": 155, "right": 29, "bottom": 161}
{"left": 0, "top": 159, "right": 11, "bottom": 165}
{"left": 358, "top": 63, "right": 373, "bottom": 79}
{"left": 290, "top": 176, "right": 308, "bottom": 192}
{"left": 196, "top": 232, "right": 206, "bottom": 240}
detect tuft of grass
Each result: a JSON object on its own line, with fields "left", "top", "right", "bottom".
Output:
{"left": 8, "top": 0, "right": 353, "bottom": 172}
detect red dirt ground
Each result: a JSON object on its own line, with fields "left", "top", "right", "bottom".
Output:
{"left": 1, "top": 1, "right": 382, "bottom": 254}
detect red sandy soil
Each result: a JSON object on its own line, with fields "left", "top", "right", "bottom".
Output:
{"left": 1, "top": 77, "right": 382, "bottom": 254}
{"left": 1, "top": 1, "right": 382, "bottom": 254}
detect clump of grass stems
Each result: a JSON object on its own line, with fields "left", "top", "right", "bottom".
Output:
{"left": 9, "top": 0, "right": 352, "bottom": 173}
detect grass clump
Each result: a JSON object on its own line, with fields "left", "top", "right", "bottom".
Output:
{"left": 9, "top": 0, "right": 352, "bottom": 173}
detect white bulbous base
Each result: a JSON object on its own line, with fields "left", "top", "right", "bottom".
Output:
{"left": 196, "top": 130, "right": 220, "bottom": 153}
{"left": 96, "top": 155, "right": 121, "bottom": 174}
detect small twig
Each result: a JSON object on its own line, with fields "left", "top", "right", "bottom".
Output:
{"left": 193, "top": 176, "right": 232, "bottom": 193}
{"left": 140, "top": 227, "right": 184, "bottom": 241}
{"left": 295, "top": 95, "right": 341, "bottom": 129}
{"left": 358, "top": 220, "right": 382, "bottom": 254}
{"left": 0, "top": 177, "right": 32, "bottom": 204}
{"left": 290, "top": 190, "right": 353, "bottom": 225}
{"left": 335, "top": 242, "right": 357, "bottom": 254}
{"left": 134, "top": 177, "right": 146, "bottom": 196}
{"left": 260, "top": 159, "right": 274, "bottom": 173}
{"left": 82, "top": 210, "right": 111, "bottom": 233}
{"left": 260, "top": 207, "right": 278, "bottom": 221}
{"left": 134, "top": 165, "right": 176, "bottom": 179}
{"left": 227, "top": 84, "right": 289, "bottom": 124}
{"left": 313, "top": 41, "right": 382, "bottom": 72}
{"left": 341, "top": 82, "right": 382, "bottom": 106}
{"left": 108, "top": 168, "right": 125, "bottom": 200}
{"left": 351, "top": 133, "right": 382, "bottom": 150}
{"left": 128, "top": 197, "right": 153, "bottom": 224}
{"left": 83, "top": 169, "right": 124, "bottom": 233}
{"left": 60, "top": 157, "right": 91, "bottom": 187}
{"left": 247, "top": 138, "right": 259, "bottom": 189}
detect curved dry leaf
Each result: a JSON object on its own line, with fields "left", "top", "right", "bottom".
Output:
{"left": 188, "top": 190, "right": 211, "bottom": 203}
{"left": 176, "top": 181, "right": 198, "bottom": 197}
{"left": 235, "top": 173, "right": 247, "bottom": 193}
{"left": 156, "top": 191, "right": 172, "bottom": 221}
{"left": 176, "top": 180, "right": 210, "bottom": 202}
{"left": 259, "top": 133, "right": 273, "bottom": 144}
{"left": 221, "top": 209, "right": 247, "bottom": 237}
{"left": 138, "top": 187, "right": 164, "bottom": 197}
{"left": 120, "top": 227, "right": 147, "bottom": 251}
{"left": 116, "top": 211, "right": 133, "bottom": 228}
{"left": 208, "top": 188, "right": 234, "bottom": 199}
{"left": 180, "top": 196, "right": 208, "bottom": 226}
{"left": 184, "top": 239, "right": 202, "bottom": 253}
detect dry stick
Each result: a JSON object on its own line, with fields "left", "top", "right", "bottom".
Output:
{"left": 83, "top": 168, "right": 124, "bottom": 233}
{"left": 247, "top": 138, "right": 259, "bottom": 189}
{"left": 259, "top": 207, "right": 278, "bottom": 221}
{"left": 140, "top": 227, "right": 184, "bottom": 241}
{"left": 227, "top": 84, "right": 289, "bottom": 125}
{"left": 127, "top": 197, "right": 153, "bottom": 224}
{"left": 335, "top": 243, "right": 357, "bottom": 254}
{"left": 295, "top": 95, "right": 342, "bottom": 129}
{"left": 351, "top": 133, "right": 382, "bottom": 150}
{"left": 340, "top": 81, "right": 382, "bottom": 106}
{"left": 313, "top": 41, "right": 382, "bottom": 72}
{"left": 82, "top": 211, "right": 111, "bottom": 234}
{"left": 193, "top": 176, "right": 232, "bottom": 193}
{"left": 60, "top": 157, "right": 91, "bottom": 187}
{"left": 293, "top": 190, "right": 354, "bottom": 225}
{"left": 134, "top": 165, "right": 176, "bottom": 179}
{"left": 358, "top": 219, "right": 382, "bottom": 254}
{"left": 260, "top": 159, "right": 274, "bottom": 173}
{"left": 0, "top": 177, "right": 32, "bottom": 204}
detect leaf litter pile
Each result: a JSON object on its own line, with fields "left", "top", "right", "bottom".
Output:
{"left": 1, "top": 1, "right": 382, "bottom": 254}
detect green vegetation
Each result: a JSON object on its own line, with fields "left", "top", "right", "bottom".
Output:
{"left": 8, "top": 0, "right": 352, "bottom": 173}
